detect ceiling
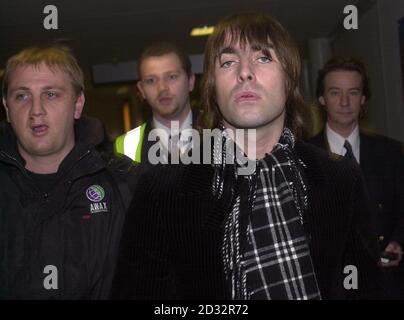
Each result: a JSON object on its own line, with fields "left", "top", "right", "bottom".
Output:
{"left": 1, "top": 0, "right": 366, "bottom": 72}
{"left": 0, "top": 0, "right": 371, "bottom": 132}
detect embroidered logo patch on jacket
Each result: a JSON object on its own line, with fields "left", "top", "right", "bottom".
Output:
{"left": 86, "top": 185, "right": 109, "bottom": 214}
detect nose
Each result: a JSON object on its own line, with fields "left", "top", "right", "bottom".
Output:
{"left": 157, "top": 79, "right": 169, "bottom": 93}
{"left": 237, "top": 60, "right": 255, "bottom": 83}
{"left": 29, "top": 95, "right": 46, "bottom": 117}
{"left": 340, "top": 91, "right": 350, "bottom": 107}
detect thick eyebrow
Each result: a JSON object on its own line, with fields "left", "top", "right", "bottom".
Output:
{"left": 252, "top": 43, "right": 275, "bottom": 60}
{"left": 218, "top": 46, "right": 236, "bottom": 56}
{"left": 251, "top": 43, "right": 275, "bottom": 52}
{"left": 217, "top": 47, "right": 236, "bottom": 63}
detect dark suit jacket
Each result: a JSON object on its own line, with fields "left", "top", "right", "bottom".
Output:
{"left": 308, "top": 130, "right": 404, "bottom": 249}
{"left": 112, "top": 141, "right": 382, "bottom": 299}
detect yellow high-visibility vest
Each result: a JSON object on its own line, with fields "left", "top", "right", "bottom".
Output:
{"left": 114, "top": 123, "right": 147, "bottom": 163}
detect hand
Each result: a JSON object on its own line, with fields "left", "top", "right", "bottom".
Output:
{"left": 379, "top": 241, "right": 403, "bottom": 268}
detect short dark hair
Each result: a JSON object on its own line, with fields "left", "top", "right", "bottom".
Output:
{"left": 137, "top": 42, "right": 192, "bottom": 78}
{"left": 200, "top": 12, "right": 308, "bottom": 138}
{"left": 316, "top": 56, "right": 371, "bottom": 101}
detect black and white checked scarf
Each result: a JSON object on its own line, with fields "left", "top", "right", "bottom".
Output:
{"left": 213, "top": 127, "right": 321, "bottom": 300}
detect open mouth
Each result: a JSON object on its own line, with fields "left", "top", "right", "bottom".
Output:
{"left": 159, "top": 97, "right": 173, "bottom": 105}
{"left": 31, "top": 124, "right": 49, "bottom": 136}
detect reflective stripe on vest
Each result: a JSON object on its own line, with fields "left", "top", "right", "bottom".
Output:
{"left": 114, "top": 123, "right": 147, "bottom": 163}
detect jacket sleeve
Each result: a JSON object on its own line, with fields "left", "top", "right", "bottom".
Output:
{"left": 390, "top": 145, "right": 404, "bottom": 247}
{"left": 343, "top": 167, "right": 384, "bottom": 299}
{"left": 110, "top": 168, "right": 175, "bottom": 299}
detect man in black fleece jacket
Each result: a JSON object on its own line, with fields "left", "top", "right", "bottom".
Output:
{"left": 112, "top": 12, "right": 382, "bottom": 299}
{"left": 0, "top": 44, "right": 137, "bottom": 299}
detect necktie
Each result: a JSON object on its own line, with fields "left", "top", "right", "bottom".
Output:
{"left": 344, "top": 140, "right": 356, "bottom": 161}
{"left": 170, "top": 133, "right": 192, "bottom": 155}
{"left": 169, "top": 134, "right": 179, "bottom": 153}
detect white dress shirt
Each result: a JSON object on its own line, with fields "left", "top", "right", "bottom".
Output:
{"left": 326, "top": 123, "right": 360, "bottom": 163}
{"left": 153, "top": 110, "right": 193, "bottom": 156}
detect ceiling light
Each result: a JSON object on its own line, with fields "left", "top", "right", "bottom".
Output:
{"left": 190, "top": 25, "right": 214, "bottom": 37}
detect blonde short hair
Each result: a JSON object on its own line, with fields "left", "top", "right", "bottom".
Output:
{"left": 2, "top": 44, "right": 84, "bottom": 97}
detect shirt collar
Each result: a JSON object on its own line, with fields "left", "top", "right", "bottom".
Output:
{"left": 153, "top": 109, "right": 193, "bottom": 135}
{"left": 326, "top": 123, "right": 360, "bottom": 162}
{"left": 152, "top": 110, "right": 193, "bottom": 153}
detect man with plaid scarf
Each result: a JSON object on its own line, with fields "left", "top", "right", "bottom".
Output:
{"left": 112, "top": 12, "right": 383, "bottom": 299}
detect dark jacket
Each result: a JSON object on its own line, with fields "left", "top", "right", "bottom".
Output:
{"left": 308, "top": 130, "right": 404, "bottom": 249}
{"left": 111, "top": 141, "right": 382, "bottom": 299}
{"left": 0, "top": 117, "right": 137, "bottom": 299}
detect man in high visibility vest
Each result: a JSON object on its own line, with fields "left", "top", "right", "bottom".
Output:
{"left": 115, "top": 42, "right": 197, "bottom": 164}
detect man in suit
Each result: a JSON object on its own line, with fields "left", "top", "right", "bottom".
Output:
{"left": 308, "top": 56, "right": 404, "bottom": 298}
{"left": 115, "top": 42, "right": 198, "bottom": 165}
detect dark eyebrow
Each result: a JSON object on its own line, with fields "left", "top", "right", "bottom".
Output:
{"left": 252, "top": 43, "right": 275, "bottom": 60}
{"left": 327, "top": 87, "right": 340, "bottom": 90}
{"left": 251, "top": 43, "right": 275, "bottom": 52}
{"left": 218, "top": 47, "right": 236, "bottom": 56}
{"left": 217, "top": 47, "right": 237, "bottom": 65}
{"left": 326, "top": 87, "right": 361, "bottom": 91}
